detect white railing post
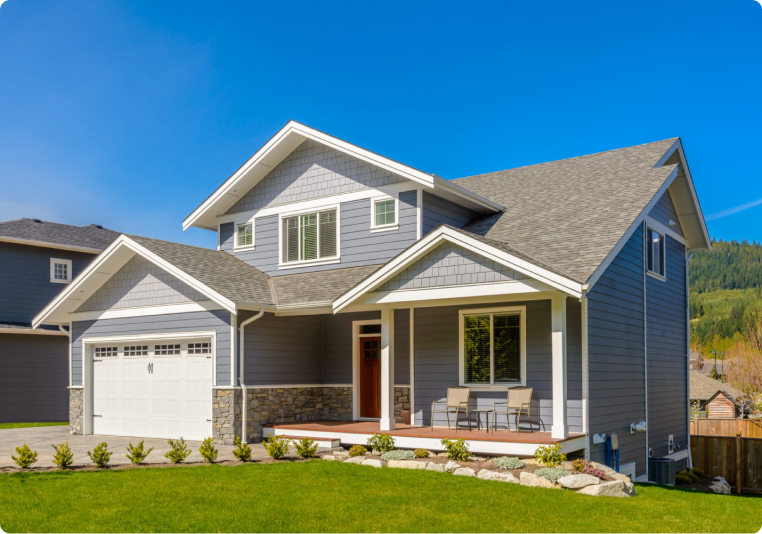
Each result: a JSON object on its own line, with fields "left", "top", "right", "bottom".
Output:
{"left": 380, "top": 307, "right": 396, "bottom": 431}
{"left": 551, "top": 293, "right": 569, "bottom": 439}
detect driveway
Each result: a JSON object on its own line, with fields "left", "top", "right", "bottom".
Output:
{"left": 0, "top": 426, "right": 272, "bottom": 468}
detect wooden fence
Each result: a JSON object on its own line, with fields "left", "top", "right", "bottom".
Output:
{"left": 691, "top": 435, "right": 762, "bottom": 493}
{"left": 690, "top": 418, "right": 762, "bottom": 438}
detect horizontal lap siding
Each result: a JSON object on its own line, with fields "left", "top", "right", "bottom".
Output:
{"left": 648, "top": 191, "right": 684, "bottom": 237}
{"left": 647, "top": 236, "right": 688, "bottom": 459}
{"left": 0, "top": 334, "right": 69, "bottom": 423}
{"left": 421, "top": 192, "right": 478, "bottom": 235}
{"left": 321, "top": 311, "right": 381, "bottom": 385}
{"left": 588, "top": 227, "right": 646, "bottom": 477}
{"left": 71, "top": 310, "right": 232, "bottom": 386}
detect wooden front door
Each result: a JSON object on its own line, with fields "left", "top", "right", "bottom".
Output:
{"left": 360, "top": 336, "right": 381, "bottom": 418}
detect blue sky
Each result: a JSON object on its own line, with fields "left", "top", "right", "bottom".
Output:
{"left": 1, "top": 0, "right": 761, "bottom": 249}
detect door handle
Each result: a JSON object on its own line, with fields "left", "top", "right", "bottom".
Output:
{"left": 147, "top": 363, "right": 154, "bottom": 374}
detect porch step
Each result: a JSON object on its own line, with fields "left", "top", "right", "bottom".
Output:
{"left": 263, "top": 429, "right": 341, "bottom": 449}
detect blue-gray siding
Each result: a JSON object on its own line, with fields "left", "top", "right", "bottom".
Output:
{"left": 421, "top": 191, "right": 478, "bottom": 235}
{"left": 221, "top": 191, "right": 418, "bottom": 276}
{"left": 649, "top": 190, "right": 684, "bottom": 237}
{"left": 413, "top": 299, "right": 583, "bottom": 431}
{"left": 587, "top": 227, "right": 647, "bottom": 477}
{"left": 0, "top": 242, "right": 95, "bottom": 325}
{"left": 71, "top": 310, "right": 232, "bottom": 386}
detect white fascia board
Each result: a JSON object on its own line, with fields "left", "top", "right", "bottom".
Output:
{"left": 667, "top": 140, "right": 711, "bottom": 252}
{"left": 0, "top": 236, "right": 103, "bottom": 254}
{"left": 183, "top": 121, "right": 435, "bottom": 231}
{"left": 644, "top": 216, "right": 687, "bottom": 246}
{"left": 0, "top": 327, "right": 68, "bottom": 336}
{"left": 433, "top": 176, "right": 504, "bottom": 213}
{"left": 67, "top": 300, "right": 225, "bottom": 322}
{"left": 333, "top": 227, "right": 582, "bottom": 312}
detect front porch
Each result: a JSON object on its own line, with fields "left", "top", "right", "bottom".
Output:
{"left": 264, "top": 420, "right": 586, "bottom": 456}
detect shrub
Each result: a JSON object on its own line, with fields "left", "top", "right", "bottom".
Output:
{"left": 198, "top": 437, "right": 218, "bottom": 463}
{"left": 492, "top": 456, "right": 525, "bottom": 470}
{"left": 571, "top": 458, "right": 587, "bottom": 472}
{"left": 264, "top": 435, "right": 290, "bottom": 459}
{"left": 676, "top": 468, "right": 703, "bottom": 484}
{"left": 51, "top": 442, "right": 74, "bottom": 469}
{"left": 440, "top": 438, "right": 470, "bottom": 461}
{"left": 232, "top": 436, "right": 252, "bottom": 462}
{"left": 366, "top": 433, "right": 395, "bottom": 453}
{"left": 12, "top": 444, "right": 38, "bottom": 469}
{"left": 125, "top": 440, "right": 154, "bottom": 465}
{"left": 348, "top": 444, "right": 367, "bottom": 457}
{"left": 414, "top": 448, "right": 430, "bottom": 458}
{"left": 164, "top": 438, "right": 192, "bottom": 464}
{"left": 676, "top": 472, "right": 693, "bottom": 485}
{"left": 535, "top": 467, "right": 570, "bottom": 483}
{"left": 581, "top": 465, "right": 607, "bottom": 479}
{"left": 87, "top": 442, "right": 112, "bottom": 468}
{"left": 381, "top": 450, "right": 416, "bottom": 461}
{"left": 534, "top": 443, "right": 566, "bottom": 467}
{"left": 294, "top": 437, "right": 318, "bottom": 458}
{"left": 691, "top": 468, "right": 706, "bottom": 478}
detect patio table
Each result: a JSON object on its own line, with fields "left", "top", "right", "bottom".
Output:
{"left": 470, "top": 409, "right": 493, "bottom": 432}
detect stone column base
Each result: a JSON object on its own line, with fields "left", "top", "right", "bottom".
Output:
{"left": 69, "top": 388, "right": 83, "bottom": 435}
{"left": 394, "top": 386, "right": 410, "bottom": 423}
{"left": 213, "top": 389, "right": 242, "bottom": 445}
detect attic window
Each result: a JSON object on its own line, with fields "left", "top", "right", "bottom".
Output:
{"left": 646, "top": 228, "right": 666, "bottom": 279}
{"left": 50, "top": 258, "right": 72, "bottom": 284}
{"left": 235, "top": 222, "right": 254, "bottom": 249}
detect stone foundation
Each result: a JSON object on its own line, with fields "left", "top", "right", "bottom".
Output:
{"left": 213, "top": 389, "right": 242, "bottom": 445}
{"left": 69, "top": 388, "right": 83, "bottom": 435}
{"left": 394, "top": 386, "right": 410, "bottom": 423}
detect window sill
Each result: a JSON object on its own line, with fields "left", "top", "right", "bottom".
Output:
{"left": 459, "top": 383, "right": 526, "bottom": 390}
{"left": 646, "top": 271, "right": 667, "bottom": 282}
{"left": 233, "top": 245, "right": 256, "bottom": 253}
{"left": 50, "top": 279, "right": 70, "bottom": 284}
{"left": 370, "top": 225, "right": 399, "bottom": 234}
{"left": 278, "top": 257, "right": 341, "bottom": 270}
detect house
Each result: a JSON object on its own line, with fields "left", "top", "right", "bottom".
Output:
{"left": 33, "top": 121, "right": 710, "bottom": 480}
{"left": 689, "top": 351, "right": 703, "bottom": 371}
{"left": 698, "top": 358, "right": 736, "bottom": 380}
{"left": 0, "top": 218, "right": 120, "bottom": 423}
{"left": 690, "top": 370, "right": 744, "bottom": 418}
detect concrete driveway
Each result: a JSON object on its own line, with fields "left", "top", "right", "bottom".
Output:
{"left": 0, "top": 426, "right": 272, "bottom": 468}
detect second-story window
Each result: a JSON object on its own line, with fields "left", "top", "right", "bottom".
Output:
{"left": 646, "top": 228, "right": 666, "bottom": 278}
{"left": 236, "top": 223, "right": 253, "bottom": 248}
{"left": 282, "top": 209, "right": 337, "bottom": 264}
{"left": 50, "top": 258, "right": 72, "bottom": 283}
{"left": 374, "top": 199, "right": 396, "bottom": 227}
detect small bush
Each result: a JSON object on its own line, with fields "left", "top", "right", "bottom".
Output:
{"left": 414, "top": 448, "right": 430, "bottom": 458}
{"left": 440, "top": 438, "right": 470, "bottom": 461}
{"left": 264, "top": 435, "right": 290, "bottom": 459}
{"left": 535, "top": 467, "right": 570, "bottom": 483}
{"left": 294, "top": 437, "right": 318, "bottom": 458}
{"left": 198, "top": 437, "right": 218, "bottom": 463}
{"left": 51, "top": 442, "right": 74, "bottom": 468}
{"left": 232, "top": 436, "right": 252, "bottom": 462}
{"left": 691, "top": 467, "right": 705, "bottom": 478}
{"left": 164, "top": 438, "right": 192, "bottom": 464}
{"left": 12, "top": 444, "right": 38, "bottom": 469}
{"left": 493, "top": 456, "right": 525, "bottom": 470}
{"left": 534, "top": 443, "right": 566, "bottom": 467}
{"left": 381, "top": 450, "right": 416, "bottom": 461}
{"left": 349, "top": 444, "right": 367, "bottom": 457}
{"left": 125, "top": 440, "right": 154, "bottom": 465}
{"left": 87, "top": 442, "right": 112, "bottom": 468}
{"left": 366, "top": 433, "right": 395, "bottom": 453}
{"left": 676, "top": 468, "right": 703, "bottom": 484}
{"left": 581, "top": 465, "right": 607, "bottom": 479}
{"left": 676, "top": 472, "right": 693, "bottom": 485}
{"left": 571, "top": 458, "right": 587, "bottom": 472}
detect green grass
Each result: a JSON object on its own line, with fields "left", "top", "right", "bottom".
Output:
{"left": 0, "top": 422, "right": 68, "bottom": 430}
{"left": 0, "top": 461, "right": 759, "bottom": 533}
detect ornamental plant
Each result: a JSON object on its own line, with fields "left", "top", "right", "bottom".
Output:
{"left": 87, "top": 442, "right": 112, "bottom": 468}
{"left": 294, "top": 437, "right": 318, "bottom": 458}
{"left": 535, "top": 467, "right": 570, "bottom": 483}
{"left": 366, "top": 433, "right": 395, "bottom": 454}
{"left": 125, "top": 440, "right": 154, "bottom": 465}
{"left": 440, "top": 438, "right": 470, "bottom": 461}
{"left": 51, "top": 442, "right": 74, "bottom": 468}
{"left": 581, "top": 464, "right": 607, "bottom": 479}
{"left": 232, "top": 436, "right": 252, "bottom": 462}
{"left": 381, "top": 450, "right": 416, "bottom": 461}
{"left": 12, "top": 444, "right": 38, "bottom": 469}
{"left": 534, "top": 443, "right": 566, "bottom": 467}
{"left": 348, "top": 445, "right": 367, "bottom": 457}
{"left": 571, "top": 458, "right": 587, "bottom": 472}
{"left": 264, "top": 435, "right": 290, "bottom": 460}
{"left": 165, "top": 438, "right": 192, "bottom": 464}
{"left": 414, "top": 448, "right": 430, "bottom": 458}
{"left": 199, "top": 437, "right": 218, "bottom": 463}
{"left": 492, "top": 456, "right": 525, "bottom": 470}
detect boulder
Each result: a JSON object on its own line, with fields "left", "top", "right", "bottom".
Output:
{"left": 388, "top": 460, "right": 426, "bottom": 470}
{"left": 322, "top": 455, "right": 336, "bottom": 461}
{"left": 577, "top": 480, "right": 636, "bottom": 497}
{"left": 334, "top": 451, "right": 350, "bottom": 458}
{"left": 520, "top": 472, "right": 558, "bottom": 489}
{"left": 361, "top": 459, "right": 386, "bottom": 468}
{"left": 709, "top": 477, "right": 731, "bottom": 495}
{"left": 453, "top": 467, "right": 476, "bottom": 477}
{"left": 558, "top": 474, "right": 600, "bottom": 489}
{"left": 477, "top": 469, "right": 520, "bottom": 484}
{"left": 444, "top": 461, "right": 461, "bottom": 473}
{"left": 343, "top": 457, "right": 365, "bottom": 464}
{"left": 425, "top": 462, "right": 447, "bottom": 473}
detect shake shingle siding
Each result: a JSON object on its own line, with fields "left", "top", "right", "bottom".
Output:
{"left": 587, "top": 226, "right": 646, "bottom": 477}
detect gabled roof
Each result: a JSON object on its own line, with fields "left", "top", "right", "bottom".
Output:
{"left": 690, "top": 370, "right": 744, "bottom": 401}
{"left": 272, "top": 264, "right": 383, "bottom": 308}
{"left": 0, "top": 218, "right": 121, "bottom": 253}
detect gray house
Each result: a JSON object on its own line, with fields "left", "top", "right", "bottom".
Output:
{"left": 34, "top": 121, "right": 710, "bottom": 480}
{"left": 0, "top": 218, "right": 119, "bottom": 423}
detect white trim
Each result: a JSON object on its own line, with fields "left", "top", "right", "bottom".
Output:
{"left": 68, "top": 301, "right": 224, "bottom": 322}
{"left": 0, "top": 236, "right": 102, "bottom": 254}
{"left": 230, "top": 313, "right": 237, "bottom": 387}
{"left": 663, "top": 449, "right": 689, "bottom": 461}
{"left": 370, "top": 226, "right": 399, "bottom": 234}
{"left": 370, "top": 196, "right": 399, "bottom": 231}
{"left": 82, "top": 330, "right": 218, "bottom": 345}
{"left": 245, "top": 383, "right": 352, "bottom": 389}
{"left": 50, "top": 258, "right": 73, "bottom": 284}
{"left": 416, "top": 189, "right": 423, "bottom": 240}
{"left": 233, "top": 221, "right": 255, "bottom": 252}
{"left": 380, "top": 307, "right": 395, "bottom": 430}
{"left": 645, "top": 225, "right": 667, "bottom": 280}
{"left": 582, "top": 292, "right": 589, "bottom": 461}
{"left": 645, "top": 216, "right": 686, "bottom": 246}
{"left": 646, "top": 271, "right": 667, "bottom": 282}
{"left": 458, "top": 305, "right": 527, "bottom": 387}
{"left": 0, "top": 327, "right": 68, "bottom": 336}
{"left": 409, "top": 307, "right": 415, "bottom": 425}
{"left": 551, "top": 294, "right": 569, "bottom": 439}
{"left": 352, "top": 319, "right": 381, "bottom": 421}
{"left": 277, "top": 205, "right": 341, "bottom": 269}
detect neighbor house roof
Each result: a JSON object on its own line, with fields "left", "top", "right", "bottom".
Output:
{"left": 0, "top": 218, "right": 121, "bottom": 253}
{"left": 690, "top": 370, "right": 744, "bottom": 401}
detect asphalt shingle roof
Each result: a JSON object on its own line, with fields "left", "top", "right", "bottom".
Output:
{"left": 272, "top": 264, "right": 383, "bottom": 306}
{"left": 452, "top": 138, "right": 679, "bottom": 283}
{"left": 690, "top": 370, "right": 744, "bottom": 401}
{"left": 0, "top": 218, "right": 121, "bottom": 251}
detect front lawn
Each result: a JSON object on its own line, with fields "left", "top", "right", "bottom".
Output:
{"left": 0, "top": 461, "right": 759, "bottom": 533}
{"left": 0, "top": 422, "right": 68, "bottom": 430}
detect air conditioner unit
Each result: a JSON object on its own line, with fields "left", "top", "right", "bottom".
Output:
{"left": 648, "top": 458, "right": 676, "bottom": 486}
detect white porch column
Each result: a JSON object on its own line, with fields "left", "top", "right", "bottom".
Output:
{"left": 551, "top": 293, "right": 569, "bottom": 439}
{"left": 380, "top": 307, "right": 396, "bottom": 431}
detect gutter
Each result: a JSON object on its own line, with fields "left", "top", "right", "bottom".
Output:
{"left": 686, "top": 251, "right": 693, "bottom": 468}
{"left": 239, "top": 309, "right": 265, "bottom": 443}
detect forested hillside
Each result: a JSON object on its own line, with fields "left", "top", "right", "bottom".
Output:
{"left": 690, "top": 239, "right": 762, "bottom": 293}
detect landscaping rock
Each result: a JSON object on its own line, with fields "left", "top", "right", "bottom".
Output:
{"left": 520, "top": 472, "right": 559, "bottom": 489}
{"left": 361, "top": 459, "right": 386, "bottom": 468}
{"left": 709, "top": 477, "right": 731, "bottom": 495}
{"left": 577, "top": 480, "right": 635, "bottom": 497}
{"left": 477, "top": 469, "right": 520, "bottom": 484}
{"left": 587, "top": 462, "right": 636, "bottom": 492}
{"left": 334, "top": 451, "right": 350, "bottom": 458}
{"left": 437, "top": 452, "right": 449, "bottom": 457}
{"left": 558, "top": 474, "right": 600, "bottom": 489}
{"left": 425, "top": 462, "right": 446, "bottom": 473}
{"left": 343, "top": 457, "right": 365, "bottom": 464}
{"left": 387, "top": 460, "right": 426, "bottom": 470}
{"left": 322, "top": 455, "right": 336, "bottom": 461}
{"left": 444, "top": 461, "right": 461, "bottom": 473}
{"left": 453, "top": 467, "right": 476, "bottom": 477}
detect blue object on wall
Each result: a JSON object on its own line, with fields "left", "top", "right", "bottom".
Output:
{"left": 605, "top": 436, "right": 620, "bottom": 472}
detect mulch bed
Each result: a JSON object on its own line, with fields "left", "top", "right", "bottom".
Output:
{"left": 676, "top": 475, "right": 720, "bottom": 493}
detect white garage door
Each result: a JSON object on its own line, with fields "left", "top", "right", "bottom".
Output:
{"left": 92, "top": 338, "right": 213, "bottom": 441}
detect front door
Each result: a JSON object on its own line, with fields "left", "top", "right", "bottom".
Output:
{"left": 360, "top": 336, "right": 381, "bottom": 418}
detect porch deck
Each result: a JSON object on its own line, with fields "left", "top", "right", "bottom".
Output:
{"left": 264, "top": 420, "right": 586, "bottom": 456}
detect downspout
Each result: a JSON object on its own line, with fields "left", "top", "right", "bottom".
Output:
{"left": 643, "top": 221, "right": 649, "bottom": 481}
{"left": 239, "top": 309, "right": 264, "bottom": 443}
{"left": 580, "top": 286, "right": 590, "bottom": 461}
{"left": 686, "top": 251, "right": 693, "bottom": 468}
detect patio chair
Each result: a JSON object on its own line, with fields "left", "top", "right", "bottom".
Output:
{"left": 492, "top": 387, "right": 533, "bottom": 433}
{"left": 431, "top": 387, "right": 471, "bottom": 432}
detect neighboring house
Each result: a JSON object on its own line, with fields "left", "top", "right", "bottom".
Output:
{"left": 34, "top": 121, "right": 711, "bottom": 480}
{"left": 0, "top": 218, "right": 120, "bottom": 423}
{"left": 689, "top": 351, "right": 703, "bottom": 371}
{"left": 699, "top": 358, "right": 736, "bottom": 380}
{"left": 690, "top": 370, "right": 744, "bottom": 418}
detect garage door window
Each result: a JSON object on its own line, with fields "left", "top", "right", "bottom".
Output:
{"left": 124, "top": 345, "right": 148, "bottom": 356}
{"left": 188, "top": 342, "right": 211, "bottom": 354}
{"left": 154, "top": 344, "right": 181, "bottom": 355}
{"left": 94, "top": 346, "right": 118, "bottom": 358}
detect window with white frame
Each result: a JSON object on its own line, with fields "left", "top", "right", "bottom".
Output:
{"left": 94, "top": 346, "right": 118, "bottom": 358}
{"left": 124, "top": 345, "right": 148, "bottom": 357}
{"left": 154, "top": 344, "right": 181, "bottom": 355}
{"left": 50, "top": 258, "right": 72, "bottom": 283}
{"left": 188, "top": 342, "right": 211, "bottom": 354}
{"left": 460, "top": 308, "right": 525, "bottom": 386}
{"left": 236, "top": 222, "right": 253, "bottom": 249}
{"left": 282, "top": 209, "right": 337, "bottom": 264}
{"left": 372, "top": 198, "right": 397, "bottom": 229}
{"left": 646, "top": 227, "right": 666, "bottom": 278}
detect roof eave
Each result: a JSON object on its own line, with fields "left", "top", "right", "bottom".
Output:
{"left": 0, "top": 236, "right": 103, "bottom": 254}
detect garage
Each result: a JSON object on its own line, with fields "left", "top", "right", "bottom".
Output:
{"left": 90, "top": 337, "right": 213, "bottom": 441}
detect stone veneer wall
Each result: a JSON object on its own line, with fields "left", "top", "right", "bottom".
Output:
{"left": 69, "top": 388, "right": 83, "bottom": 435}
{"left": 213, "top": 389, "right": 242, "bottom": 445}
{"left": 394, "top": 386, "right": 410, "bottom": 423}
